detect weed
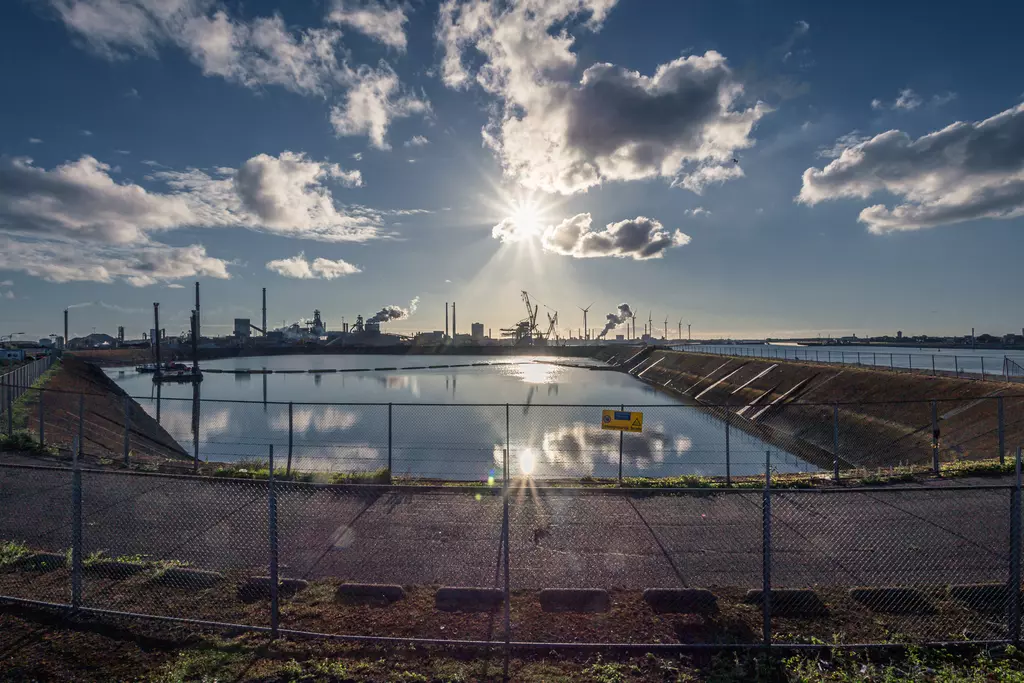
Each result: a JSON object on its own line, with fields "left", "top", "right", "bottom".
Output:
{"left": 0, "top": 430, "right": 58, "bottom": 456}
{"left": 0, "top": 540, "right": 31, "bottom": 567}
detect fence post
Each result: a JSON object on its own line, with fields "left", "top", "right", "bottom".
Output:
{"left": 618, "top": 403, "right": 625, "bottom": 485}
{"left": 908, "top": 355, "right": 913, "bottom": 372}
{"left": 890, "top": 353, "right": 894, "bottom": 371}
{"left": 502, "top": 404, "right": 511, "bottom": 680}
{"left": 122, "top": 395, "right": 131, "bottom": 466}
{"left": 4, "top": 375, "right": 10, "bottom": 435}
{"left": 71, "top": 434, "right": 83, "bottom": 610}
{"left": 1010, "top": 447, "right": 1021, "bottom": 644}
{"left": 955, "top": 356, "right": 960, "bottom": 378}
{"left": 387, "top": 403, "right": 392, "bottom": 483}
{"left": 725, "top": 409, "right": 731, "bottom": 486}
{"left": 833, "top": 404, "right": 840, "bottom": 482}
{"left": 762, "top": 450, "right": 772, "bottom": 649}
{"left": 999, "top": 398, "right": 1006, "bottom": 466}
{"left": 77, "top": 394, "right": 84, "bottom": 462}
{"left": 38, "top": 389, "right": 44, "bottom": 447}
{"left": 268, "top": 444, "right": 279, "bottom": 638}
{"left": 857, "top": 352, "right": 861, "bottom": 365}
{"left": 931, "top": 400, "right": 940, "bottom": 475}
{"left": 287, "top": 402, "right": 294, "bottom": 477}
{"left": 932, "top": 355, "right": 936, "bottom": 375}
{"left": 982, "top": 357, "right": 986, "bottom": 381}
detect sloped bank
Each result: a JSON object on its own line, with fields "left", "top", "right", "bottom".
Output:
{"left": 626, "top": 349, "right": 1023, "bottom": 468}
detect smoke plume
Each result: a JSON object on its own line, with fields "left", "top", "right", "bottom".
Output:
{"left": 368, "top": 296, "right": 419, "bottom": 325}
{"left": 598, "top": 303, "right": 633, "bottom": 338}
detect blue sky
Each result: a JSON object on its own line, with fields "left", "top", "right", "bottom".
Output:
{"left": 2, "top": 0, "right": 1024, "bottom": 342}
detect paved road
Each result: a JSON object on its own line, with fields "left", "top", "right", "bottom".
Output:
{"left": 0, "top": 464, "right": 1013, "bottom": 591}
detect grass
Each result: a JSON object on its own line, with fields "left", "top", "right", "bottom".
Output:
{"left": 136, "top": 642, "right": 1024, "bottom": 682}
{"left": 0, "top": 540, "right": 31, "bottom": 568}
{"left": 80, "top": 549, "right": 189, "bottom": 572}
{"left": 7, "top": 360, "right": 61, "bottom": 430}
{"left": 208, "top": 459, "right": 392, "bottom": 484}
{"left": 0, "top": 430, "right": 60, "bottom": 457}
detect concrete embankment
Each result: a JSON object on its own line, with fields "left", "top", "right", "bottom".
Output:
{"left": 624, "top": 349, "right": 1023, "bottom": 468}
{"left": 12, "top": 356, "right": 188, "bottom": 464}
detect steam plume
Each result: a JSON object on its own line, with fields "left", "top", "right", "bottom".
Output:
{"left": 368, "top": 296, "right": 419, "bottom": 325}
{"left": 598, "top": 303, "right": 633, "bottom": 338}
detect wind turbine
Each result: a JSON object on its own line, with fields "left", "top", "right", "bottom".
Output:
{"left": 578, "top": 302, "right": 594, "bottom": 342}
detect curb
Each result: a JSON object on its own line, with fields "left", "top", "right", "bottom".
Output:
{"left": 336, "top": 583, "right": 405, "bottom": 604}
{"left": 539, "top": 589, "right": 610, "bottom": 613}
{"left": 849, "top": 587, "right": 933, "bottom": 614}
{"left": 744, "top": 589, "right": 828, "bottom": 617}
{"left": 435, "top": 587, "right": 503, "bottom": 612}
{"left": 643, "top": 588, "right": 717, "bottom": 614}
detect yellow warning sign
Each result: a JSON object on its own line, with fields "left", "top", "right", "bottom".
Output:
{"left": 601, "top": 409, "right": 643, "bottom": 432}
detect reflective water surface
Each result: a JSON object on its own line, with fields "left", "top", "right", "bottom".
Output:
{"left": 110, "top": 354, "right": 811, "bottom": 480}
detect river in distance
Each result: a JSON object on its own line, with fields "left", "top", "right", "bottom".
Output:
{"left": 108, "top": 354, "right": 811, "bottom": 481}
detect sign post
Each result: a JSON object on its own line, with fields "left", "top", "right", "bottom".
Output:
{"left": 602, "top": 409, "right": 643, "bottom": 485}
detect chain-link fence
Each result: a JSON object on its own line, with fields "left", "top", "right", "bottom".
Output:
{"left": 2, "top": 453, "right": 1024, "bottom": 652}
{"left": 6, "top": 385, "right": 1024, "bottom": 482}
{"left": 684, "top": 344, "right": 1024, "bottom": 382}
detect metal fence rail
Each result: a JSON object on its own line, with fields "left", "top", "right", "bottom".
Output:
{"left": 0, "top": 355, "right": 56, "bottom": 413}
{"left": 5, "top": 384, "right": 1024, "bottom": 482}
{"left": 0, "top": 451, "right": 1022, "bottom": 654}
{"left": 682, "top": 344, "right": 1024, "bottom": 382}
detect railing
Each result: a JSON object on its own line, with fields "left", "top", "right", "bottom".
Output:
{"left": 0, "top": 355, "right": 56, "bottom": 408}
{"left": 681, "top": 344, "right": 1024, "bottom": 382}
{"left": 0, "top": 450, "right": 1022, "bottom": 656}
{"left": 3, "top": 385, "right": 1024, "bottom": 485}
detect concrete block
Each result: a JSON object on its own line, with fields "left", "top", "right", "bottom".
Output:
{"left": 152, "top": 567, "right": 223, "bottom": 589}
{"left": 948, "top": 584, "right": 1013, "bottom": 612}
{"left": 849, "top": 587, "right": 933, "bottom": 614}
{"left": 643, "top": 588, "right": 718, "bottom": 614}
{"left": 539, "top": 588, "right": 610, "bottom": 613}
{"left": 14, "top": 552, "right": 66, "bottom": 572}
{"left": 435, "top": 587, "right": 503, "bottom": 612}
{"left": 336, "top": 583, "right": 405, "bottom": 604}
{"left": 238, "top": 576, "right": 309, "bottom": 602}
{"left": 744, "top": 589, "right": 828, "bottom": 617}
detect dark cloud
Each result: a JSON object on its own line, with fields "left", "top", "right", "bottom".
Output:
{"left": 542, "top": 213, "right": 691, "bottom": 259}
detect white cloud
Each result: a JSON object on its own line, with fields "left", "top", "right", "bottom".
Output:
{"left": 2, "top": 291, "right": 13, "bottom": 299}
{"left": 328, "top": 0, "right": 408, "bottom": 51}
{"left": 124, "top": 87, "right": 140, "bottom": 98}
{"left": 798, "top": 103, "right": 1024, "bottom": 233}
{"left": 81, "top": 129, "right": 93, "bottom": 136}
{"left": 167, "top": 283, "right": 185, "bottom": 288}
{"left": 0, "top": 280, "right": 13, "bottom": 286}
{"left": 893, "top": 88, "right": 922, "bottom": 111}
{"left": 437, "top": 0, "right": 766, "bottom": 194}
{"left": 330, "top": 62, "right": 430, "bottom": 149}
{"left": 493, "top": 211, "right": 690, "bottom": 260}
{"left": 685, "top": 207, "right": 710, "bottom": 216}
{"left": 115, "top": 149, "right": 131, "bottom": 154}
{"left": 0, "top": 236, "right": 230, "bottom": 286}
{"left": 28, "top": 138, "right": 43, "bottom": 144}
{"left": 352, "top": 152, "right": 363, "bottom": 160}
{"left": 871, "top": 98, "right": 883, "bottom": 110}
{"left": 266, "top": 252, "right": 362, "bottom": 279}
{"left": 404, "top": 135, "right": 429, "bottom": 147}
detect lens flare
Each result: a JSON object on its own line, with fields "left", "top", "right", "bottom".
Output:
{"left": 519, "top": 448, "right": 537, "bottom": 476}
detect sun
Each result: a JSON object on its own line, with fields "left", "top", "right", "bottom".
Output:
{"left": 509, "top": 199, "right": 544, "bottom": 235}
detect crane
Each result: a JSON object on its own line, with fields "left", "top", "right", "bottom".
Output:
{"left": 521, "top": 291, "right": 540, "bottom": 341}
{"left": 544, "top": 310, "right": 558, "bottom": 341}
{"left": 578, "top": 302, "right": 594, "bottom": 342}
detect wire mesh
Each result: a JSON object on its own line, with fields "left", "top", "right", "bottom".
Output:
{"left": 0, "top": 466, "right": 73, "bottom": 604}
{"left": 275, "top": 483, "right": 506, "bottom": 640}
{"left": 79, "top": 470, "right": 269, "bottom": 626}
{"left": 771, "top": 488, "right": 1012, "bottom": 644}
{"left": 392, "top": 404, "right": 505, "bottom": 480}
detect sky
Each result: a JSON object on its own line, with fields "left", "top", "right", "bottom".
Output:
{"left": 2, "top": 0, "right": 1024, "bottom": 342}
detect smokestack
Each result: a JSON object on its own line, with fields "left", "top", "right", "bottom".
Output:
{"left": 262, "top": 287, "right": 267, "bottom": 336}
{"left": 452, "top": 301, "right": 456, "bottom": 338}
{"left": 63, "top": 309, "right": 68, "bottom": 347}
{"left": 195, "top": 282, "right": 200, "bottom": 340}
{"left": 445, "top": 302, "right": 449, "bottom": 339}
{"left": 153, "top": 303, "right": 161, "bottom": 377}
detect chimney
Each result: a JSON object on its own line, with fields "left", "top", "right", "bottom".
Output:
{"left": 445, "top": 302, "right": 449, "bottom": 339}
{"left": 262, "top": 287, "right": 267, "bottom": 336}
{"left": 63, "top": 309, "right": 68, "bottom": 347}
{"left": 452, "top": 301, "right": 456, "bottom": 338}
